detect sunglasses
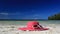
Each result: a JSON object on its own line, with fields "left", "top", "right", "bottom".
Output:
{"left": 33, "top": 25, "right": 43, "bottom": 28}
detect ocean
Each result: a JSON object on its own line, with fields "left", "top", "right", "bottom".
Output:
{"left": 0, "top": 20, "right": 60, "bottom": 25}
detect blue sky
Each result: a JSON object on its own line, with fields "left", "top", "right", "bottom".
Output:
{"left": 0, "top": 0, "right": 60, "bottom": 19}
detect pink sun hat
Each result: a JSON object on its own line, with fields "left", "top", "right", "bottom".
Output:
{"left": 18, "top": 21, "right": 49, "bottom": 31}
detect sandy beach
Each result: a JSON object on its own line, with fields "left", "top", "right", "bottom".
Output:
{"left": 0, "top": 24, "right": 60, "bottom": 34}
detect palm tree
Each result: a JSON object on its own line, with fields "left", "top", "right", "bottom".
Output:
{"left": 48, "top": 13, "right": 60, "bottom": 20}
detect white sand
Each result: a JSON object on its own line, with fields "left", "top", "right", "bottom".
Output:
{"left": 0, "top": 24, "right": 60, "bottom": 34}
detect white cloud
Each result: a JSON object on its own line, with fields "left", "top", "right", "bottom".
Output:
{"left": 0, "top": 13, "right": 8, "bottom": 15}
{"left": 8, "top": 12, "right": 22, "bottom": 15}
{"left": 23, "top": 14, "right": 41, "bottom": 19}
{"left": 0, "top": 12, "right": 23, "bottom": 19}
{"left": 31, "top": 14, "right": 40, "bottom": 19}
{"left": 0, "top": 12, "right": 22, "bottom": 15}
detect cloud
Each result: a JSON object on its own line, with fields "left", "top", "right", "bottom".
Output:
{"left": 0, "top": 12, "right": 23, "bottom": 19}
{"left": 23, "top": 14, "right": 41, "bottom": 19}
{"left": 0, "top": 13, "right": 8, "bottom": 19}
{"left": 8, "top": 12, "right": 22, "bottom": 15}
{"left": 0, "top": 13, "right": 8, "bottom": 15}
{"left": 32, "top": 14, "right": 41, "bottom": 19}
{"left": 0, "top": 12, "right": 44, "bottom": 19}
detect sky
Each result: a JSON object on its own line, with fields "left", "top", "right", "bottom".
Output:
{"left": 0, "top": 0, "right": 60, "bottom": 19}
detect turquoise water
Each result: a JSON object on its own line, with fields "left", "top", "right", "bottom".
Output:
{"left": 0, "top": 20, "right": 60, "bottom": 25}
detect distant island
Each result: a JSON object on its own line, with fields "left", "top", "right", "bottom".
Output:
{"left": 48, "top": 13, "right": 60, "bottom": 20}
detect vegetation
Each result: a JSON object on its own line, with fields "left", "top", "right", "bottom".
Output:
{"left": 48, "top": 13, "right": 60, "bottom": 20}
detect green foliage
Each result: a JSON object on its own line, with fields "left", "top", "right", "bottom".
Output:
{"left": 48, "top": 13, "right": 60, "bottom": 20}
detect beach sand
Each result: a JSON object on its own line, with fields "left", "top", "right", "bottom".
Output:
{"left": 0, "top": 24, "right": 60, "bottom": 34}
